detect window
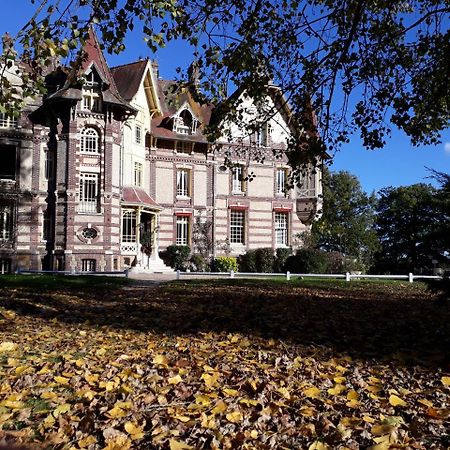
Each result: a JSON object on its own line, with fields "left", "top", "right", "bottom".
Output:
{"left": 135, "top": 125, "right": 142, "bottom": 144}
{"left": 134, "top": 162, "right": 143, "bottom": 187}
{"left": 81, "top": 259, "right": 96, "bottom": 272}
{"left": 80, "top": 128, "right": 100, "bottom": 153}
{"left": 0, "top": 145, "right": 16, "bottom": 180}
{"left": 81, "top": 227, "right": 98, "bottom": 240}
{"left": 177, "top": 169, "right": 190, "bottom": 197}
{"left": 0, "top": 204, "right": 13, "bottom": 241}
{"left": 122, "top": 210, "right": 137, "bottom": 242}
{"left": 176, "top": 216, "right": 190, "bottom": 245}
{"left": 82, "top": 93, "right": 102, "bottom": 112}
{"left": 232, "top": 166, "right": 244, "bottom": 193}
{"left": 79, "top": 173, "right": 99, "bottom": 213}
{"left": 230, "top": 210, "right": 245, "bottom": 244}
{"left": 257, "top": 123, "right": 269, "bottom": 147}
{"left": 276, "top": 169, "right": 287, "bottom": 195}
{"left": 0, "top": 258, "right": 11, "bottom": 274}
{"left": 275, "top": 212, "right": 289, "bottom": 246}
{"left": 175, "top": 141, "right": 192, "bottom": 154}
{"left": 45, "top": 150, "right": 54, "bottom": 180}
{"left": 298, "top": 169, "right": 317, "bottom": 197}
{"left": 0, "top": 113, "right": 18, "bottom": 128}
{"left": 42, "top": 210, "right": 52, "bottom": 241}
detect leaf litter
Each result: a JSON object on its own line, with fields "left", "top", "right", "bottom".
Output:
{"left": 0, "top": 279, "right": 449, "bottom": 449}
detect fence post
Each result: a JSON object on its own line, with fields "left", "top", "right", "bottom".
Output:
{"left": 230, "top": 270, "right": 235, "bottom": 278}
{"left": 176, "top": 270, "right": 180, "bottom": 280}
{"left": 286, "top": 271, "right": 291, "bottom": 281}
{"left": 124, "top": 268, "right": 129, "bottom": 278}
{"left": 345, "top": 272, "right": 350, "bottom": 282}
{"left": 408, "top": 273, "right": 413, "bottom": 283}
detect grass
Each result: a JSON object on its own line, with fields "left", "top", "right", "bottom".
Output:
{"left": 0, "top": 274, "right": 130, "bottom": 290}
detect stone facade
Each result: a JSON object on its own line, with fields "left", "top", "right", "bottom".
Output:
{"left": 0, "top": 31, "right": 322, "bottom": 273}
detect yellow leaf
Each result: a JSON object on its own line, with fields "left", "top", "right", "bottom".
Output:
{"left": 201, "top": 372, "right": 220, "bottom": 388}
{"left": 211, "top": 400, "right": 227, "bottom": 415}
{"left": 124, "top": 422, "right": 145, "bottom": 440}
{"left": 418, "top": 398, "right": 433, "bottom": 408}
{"left": 153, "top": 354, "right": 169, "bottom": 367}
{"left": 362, "top": 416, "right": 376, "bottom": 424}
{"left": 367, "top": 443, "right": 391, "bottom": 450}
{"left": 389, "top": 394, "right": 407, "bottom": 407}
{"left": 54, "top": 376, "right": 70, "bottom": 385}
{"left": 334, "top": 376, "right": 346, "bottom": 384}
{"left": 169, "top": 439, "right": 194, "bottom": 450}
{"left": 195, "top": 394, "right": 212, "bottom": 406}
{"left": 96, "top": 347, "right": 107, "bottom": 356}
{"left": 1, "top": 400, "right": 24, "bottom": 409}
{"left": 106, "top": 406, "right": 127, "bottom": 419}
{"left": 250, "top": 430, "right": 258, "bottom": 439}
{"left": 441, "top": 376, "right": 450, "bottom": 386}
{"left": 0, "top": 342, "right": 17, "bottom": 352}
{"left": 79, "top": 435, "right": 97, "bottom": 448}
{"left": 168, "top": 375, "right": 183, "bottom": 385}
{"left": 223, "top": 388, "right": 239, "bottom": 397}
{"left": 371, "top": 424, "right": 395, "bottom": 436}
{"left": 172, "top": 414, "right": 191, "bottom": 422}
{"left": 15, "top": 366, "right": 31, "bottom": 375}
{"left": 85, "top": 373, "right": 99, "bottom": 385}
{"left": 277, "top": 387, "right": 291, "bottom": 399}
{"left": 308, "top": 441, "right": 330, "bottom": 450}
{"left": 226, "top": 410, "right": 243, "bottom": 423}
{"left": 104, "top": 435, "right": 132, "bottom": 450}
{"left": 300, "top": 406, "right": 316, "bottom": 417}
{"left": 53, "top": 403, "right": 71, "bottom": 417}
{"left": 41, "top": 391, "right": 58, "bottom": 400}
{"left": 303, "top": 386, "right": 321, "bottom": 399}
{"left": 239, "top": 398, "right": 259, "bottom": 407}
{"left": 328, "top": 384, "right": 346, "bottom": 396}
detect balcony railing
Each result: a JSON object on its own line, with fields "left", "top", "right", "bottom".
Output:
{"left": 78, "top": 201, "right": 100, "bottom": 214}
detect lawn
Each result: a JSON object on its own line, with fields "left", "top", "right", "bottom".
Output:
{"left": 0, "top": 277, "right": 449, "bottom": 449}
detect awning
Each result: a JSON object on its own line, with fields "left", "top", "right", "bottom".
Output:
{"left": 122, "top": 186, "right": 163, "bottom": 211}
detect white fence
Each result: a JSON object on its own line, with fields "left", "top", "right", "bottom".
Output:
{"left": 176, "top": 270, "right": 442, "bottom": 283}
{"left": 16, "top": 269, "right": 129, "bottom": 277}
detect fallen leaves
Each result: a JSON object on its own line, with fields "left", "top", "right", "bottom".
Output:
{"left": 0, "top": 279, "right": 449, "bottom": 449}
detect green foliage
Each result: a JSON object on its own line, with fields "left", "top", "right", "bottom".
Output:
{"left": 311, "top": 168, "right": 379, "bottom": 271}
{"left": 160, "top": 245, "right": 191, "bottom": 270}
{"left": 214, "top": 256, "right": 238, "bottom": 273}
{"left": 239, "top": 248, "right": 275, "bottom": 273}
{"left": 189, "top": 253, "right": 209, "bottom": 272}
{"left": 285, "top": 248, "right": 330, "bottom": 274}
{"left": 2, "top": 1, "right": 449, "bottom": 170}
{"left": 191, "top": 217, "right": 213, "bottom": 258}
{"left": 373, "top": 183, "right": 445, "bottom": 274}
{"left": 274, "top": 247, "right": 293, "bottom": 273}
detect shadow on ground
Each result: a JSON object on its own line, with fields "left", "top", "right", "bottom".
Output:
{"left": 1, "top": 279, "right": 449, "bottom": 366}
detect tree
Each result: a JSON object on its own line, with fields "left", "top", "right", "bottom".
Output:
{"left": 1, "top": 1, "right": 449, "bottom": 175}
{"left": 373, "top": 183, "right": 443, "bottom": 274}
{"left": 310, "top": 168, "right": 379, "bottom": 270}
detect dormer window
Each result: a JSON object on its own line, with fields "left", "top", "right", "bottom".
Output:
{"left": 256, "top": 122, "right": 269, "bottom": 147}
{"left": 81, "top": 68, "right": 102, "bottom": 112}
{"left": 173, "top": 108, "right": 199, "bottom": 135}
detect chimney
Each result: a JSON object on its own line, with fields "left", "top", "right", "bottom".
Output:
{"left": 151, "top": 60, "right": 159, "bottom": 79}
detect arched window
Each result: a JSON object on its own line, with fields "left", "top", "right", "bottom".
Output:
{"left": 80, "top": 128, "right": 100, "bottom": 153}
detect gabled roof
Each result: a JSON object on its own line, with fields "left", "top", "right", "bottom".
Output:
{"left": 42, "top": 28, "right": 135, "bottom": 113}
{"left": 111, "top": 60, "right": 148, "bottom": 102}
{"left": 151, "top": 79, "right": 213, "bottom": 142}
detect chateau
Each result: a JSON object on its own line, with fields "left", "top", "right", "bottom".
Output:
{"left": 0, "top": 30, "right": 322, "bottom": 274}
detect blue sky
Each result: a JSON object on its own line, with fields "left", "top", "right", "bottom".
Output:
{"left": 2, "top": 1, "right": 449, "bottom": 193}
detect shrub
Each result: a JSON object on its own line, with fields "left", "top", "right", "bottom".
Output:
{"left": 160, "top": 245, "right": 191, "bottom": 270}
{"left": 189, "top": 253, "right": 208, "bottom": 272}
{"left": 285, "top": 248, "right": 329, "bottom": 274}
{"left": 255, "top": 248, "right": 275, "bottom": 273}
{"left": 214, "top": 256, "right": 238, "bottom": 272}
{"left": 238, "top": 250, "right": 257, "bottom": 273}
{"left": 239, "top": 248, "right": 275, "bottom": 273}
{"left": 274, "top": 247, "right": 292, "bottom": 272}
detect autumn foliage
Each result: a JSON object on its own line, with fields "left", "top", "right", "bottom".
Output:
{"left": 0, "top": 278, "right": 449, "bottom": 449}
